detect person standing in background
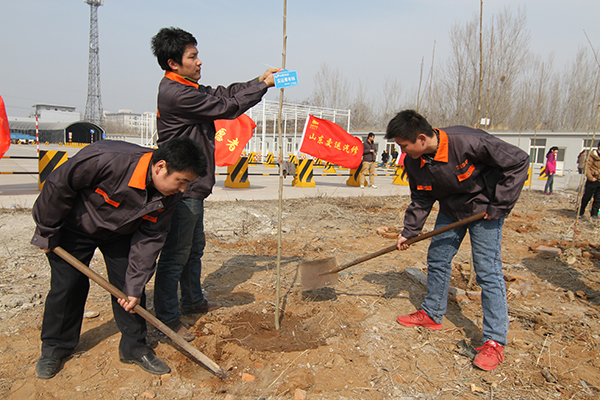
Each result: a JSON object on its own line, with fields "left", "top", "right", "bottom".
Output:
{"left": 580, "top": 143, "right": 600, "bottom": 219}
{"left": 543, "top": 147, "right": 558, "bottom": 195}
{"left": 577, "top": 149, "right": 587, "bottom": 174}
{"left": 360, "top": 132, "right": 377, "bottom": 188}
{"left": 380, "top": 149, "right": 390, "bottom": 167}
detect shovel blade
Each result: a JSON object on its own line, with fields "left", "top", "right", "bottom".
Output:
{"left": 300, "top": 257, "right": 339, "bottom": 291}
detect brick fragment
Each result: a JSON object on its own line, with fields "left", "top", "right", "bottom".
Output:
{"left": 241, "top": 373, "right": 255, "bottom": 382}
{"left": 294, "top": 388, "right": 307, "bottom": 400}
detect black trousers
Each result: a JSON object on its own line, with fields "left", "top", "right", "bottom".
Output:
{"left": 41, "top": 228, "right": 150, "bottom": 359}
{"left": 581, "top": 180, "right": 600, "bottom": 216}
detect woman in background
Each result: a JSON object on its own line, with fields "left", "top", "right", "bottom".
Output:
{"left": 544, "top": 147, "right": 558, "bottom": 195}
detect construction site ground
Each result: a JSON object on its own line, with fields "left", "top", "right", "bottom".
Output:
{"left": 1, "top": 190, "right": 600, "bottom": 399}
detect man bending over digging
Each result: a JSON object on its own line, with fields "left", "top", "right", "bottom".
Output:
{"left": 385, "top": 110, "right": 529, "bottom": 371}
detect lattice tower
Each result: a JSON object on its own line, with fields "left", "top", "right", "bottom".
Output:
{"left": 83, "top": 0, "right": 104, "bottom": 125}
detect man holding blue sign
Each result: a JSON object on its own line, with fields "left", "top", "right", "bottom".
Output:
{"left": 151, "top": 27, "right": 280, "bottom": 342}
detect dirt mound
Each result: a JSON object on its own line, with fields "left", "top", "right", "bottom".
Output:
{"left": 1, "top": 192, "right": 599, "bottom": 399}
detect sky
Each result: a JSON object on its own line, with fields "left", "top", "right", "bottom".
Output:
{"left": 1, "top": 0, "right": 599, "bottom": 119}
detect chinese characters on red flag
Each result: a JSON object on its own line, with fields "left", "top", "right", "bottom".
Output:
{"left": 299, "top": 115, "right": 363, "bottom": 169}
{"left": 0, "top": 95, "right": 10, "bottom": 158}
{"left": 214, "top": 114, "right": 256, "bottom": 167}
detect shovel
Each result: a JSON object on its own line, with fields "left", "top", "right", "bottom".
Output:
{"left": 52, "top": 247, "right": 228, "bottom": 378}
{"left": 300, "top": 212, "right": 486, "bottom": 291}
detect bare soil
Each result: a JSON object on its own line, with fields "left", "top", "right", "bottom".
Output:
{"left": 1, "top": 191, "right": 600, "bottom": 399}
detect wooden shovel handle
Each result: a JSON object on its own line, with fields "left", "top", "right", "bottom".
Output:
{"left": 52, "top": 246, "right": 226, "bottom": 378}
{"left": 326, "top": 212, "right": 486, "bottom": 275}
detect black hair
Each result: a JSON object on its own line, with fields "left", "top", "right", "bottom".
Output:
{"left": 152, "top": 137, "right": 207, "bottom": 177}
{"left": 367, "top": 132, "right": 375, "bottom": 138}
{"left": 546, "top": 146, "right": 559, "bottom": 156}
{"left": 151, "top": 27, "right": 197, "bottom": 71}
{"left": 385, "top": 110, "right": 434, "bottom": 143}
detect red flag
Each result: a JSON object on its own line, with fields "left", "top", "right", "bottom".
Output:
{"left": 299, "top": 115, "right": 363, "bottom": 169}
{"left": 0, "top": 95, "right": 10, "bottom": 158}
{"left": 214, "top": 114, "right": 256, "bottom": 166}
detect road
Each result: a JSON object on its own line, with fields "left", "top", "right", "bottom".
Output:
{"left": 0, "top": 141, "right": 572, "bottom": 209}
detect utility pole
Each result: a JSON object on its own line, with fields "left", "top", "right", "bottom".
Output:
{"left": 84, "top": 0, "right": 104, "bottom": 126}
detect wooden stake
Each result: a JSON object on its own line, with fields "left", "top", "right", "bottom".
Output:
{"left": 274, "top": 0, "right": 287, "bottom": 331}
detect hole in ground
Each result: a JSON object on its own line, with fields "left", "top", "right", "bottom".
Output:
{"left": 220, "top": 310, "right": 330, "bottom": 353}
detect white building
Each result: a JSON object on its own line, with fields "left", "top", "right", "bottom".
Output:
{"left": 31, "top": 104, "right": 81, "bottom": 123}
{"left": 104, "top": 109, "right": 157, "bottom": 137}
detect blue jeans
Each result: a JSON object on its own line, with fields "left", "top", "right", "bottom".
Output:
{"left": 154, "top": 198, "right": 207, "bottom": 323}
{"left": 544, "top": 174, "right": 554, "bottom": 194}
{"left": 421, "top": 213, "right": 509, "bottom": 346}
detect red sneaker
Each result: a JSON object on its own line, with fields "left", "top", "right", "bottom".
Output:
{"left": 396, "top": 310, "right": 442, "bottom": 330}
{"left": 473, "top": 340, "right": 505, "bottom": 371}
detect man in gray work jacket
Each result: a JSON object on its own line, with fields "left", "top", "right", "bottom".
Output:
{"left": 151, "top": 27, "right": 280, "bottom": 342}
{"left": 360, "top": 132, "right": 377, "bottom": 188}
{"left": 32, "top": 138, "right": 206, "bottom": 379}
{"left": 385, "top": 110, "right": 529, "bottom": 372}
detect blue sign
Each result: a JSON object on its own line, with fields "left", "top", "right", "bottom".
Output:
{"left": 274, "top": 69, "right": 299, "bottom": 89}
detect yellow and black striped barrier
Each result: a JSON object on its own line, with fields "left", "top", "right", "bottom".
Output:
{"left": 393, "top": 166, "right": 410, "bottom": 186}
{"left": 524, "top": 166, "right": 532, "bottom": 186}
{"left": 247, "top": 152, "right": 258, "bottom": 164}
{"left": 538, "top": 166, "right": 548, "bottom": 181}
{"left": 265, "top": 153, "right": 277, "bottom": 167}
{"left": 224, "top": 157, "right": 250, "bottom": 188}
{"left": 288, "top": 154, "right": 298, "bottom": 164}
{"left": 39, "top": 150, "right": 68, "bottom": 190}
{"left": 292, "top": 159, "right": 316, "bottom": 187}
{"left": 1, "top": 155, "right": 41, "bottom": 175}
{"left": 1, "top": 155, "right": 38, "bottom": 160}
{"left": 322, "top": 162, "right": 337, "bottom": 174}
{"left": 346, "top": 165, "right": 363, "bottom": 187}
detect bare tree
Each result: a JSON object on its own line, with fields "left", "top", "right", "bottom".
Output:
{"left": 379, "top": 77, "right": 404, "bottom": 127}
{"left": 430, "top": 7, "right": 530, "bottom": 128}
{"left": 484, "top": 6, "right": 530, "bottom": 128}
{"left": 435, "top": 16, "right": 479, "bottom": 126}
{"left": 309, "top": 63, "right": 350, "bottom": 109}
{"left": 349, "top": 80, "right": 376, "bottom": 130}
{"left": 303, "top": 5, "right": 596, "bottom": 134}
{"left": 560, "top": 47, "right": 598, "bottom": 129}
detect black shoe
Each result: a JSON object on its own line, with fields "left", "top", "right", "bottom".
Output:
{"left": 119, "top": 352, "right": 171, "bottom": 375}
{"left": 35, "top": 355, "right": 62, "bottom": 379}
{"left": 181, "top": 301, "right": 222, "bottom": 315}
{"left": 165, "top": 318, "right": 195, "bottom": 342}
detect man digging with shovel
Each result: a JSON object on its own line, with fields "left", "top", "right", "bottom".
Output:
{"left": 31, "top": 138, "right": 206, "bottom": 379}
{"left": 385, "top": 110, "right": 529, "bottom": 371}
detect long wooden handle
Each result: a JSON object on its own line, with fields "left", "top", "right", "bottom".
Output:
{"left": 53, "top": 246, "right": 227, "bottom": 378}
{"left": 323, "top": 212, "right": 486, "bottom": 275}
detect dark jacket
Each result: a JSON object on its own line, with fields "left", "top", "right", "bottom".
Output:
{"left": 156, "top": 71, "right": 268, "bottom": 199}
{"left": 363, "top": 139, "right": 376, "bottom": 162}
{"left": 31, "top": 140, "right": 181, "bottom": 297}
{"left": 586, "top": 149, "right": 600, "bottom": 181}
{"left": 401, "top": 126, "right": 529, "bottom": 239}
